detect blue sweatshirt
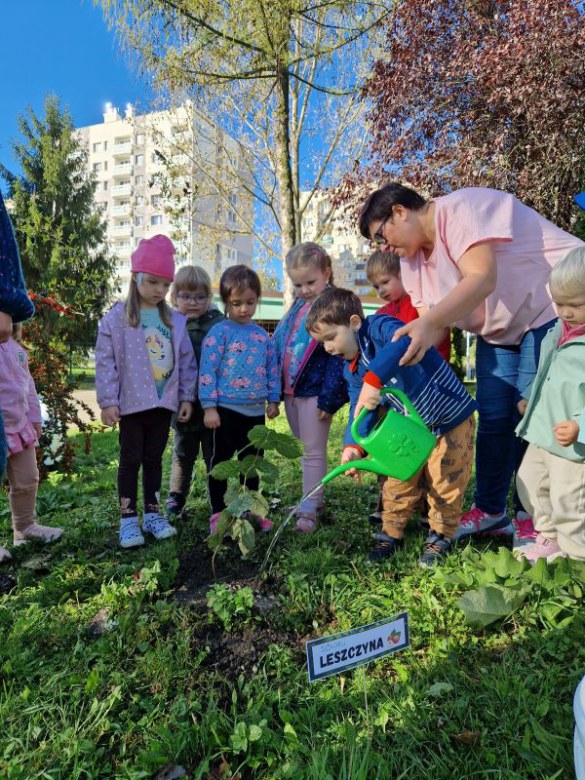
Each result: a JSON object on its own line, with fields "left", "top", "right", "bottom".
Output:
{"left": 344, "top": 315, "right": 476, "bottom": 449}
{"left": 199, "top": 319, "right": 280, "bottom": 409}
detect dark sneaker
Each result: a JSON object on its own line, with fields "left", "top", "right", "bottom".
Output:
{"left": 366, "top": 533, "right": 404, "bottom": 564}
{"left": 419, "top": 532, "right": 453, "bottom": 568}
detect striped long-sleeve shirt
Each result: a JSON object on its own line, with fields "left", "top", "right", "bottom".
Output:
{"left": 343, "top": 314, "right": 476, "bottom": 449}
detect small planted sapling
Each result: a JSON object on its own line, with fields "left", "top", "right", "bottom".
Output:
{"left": 208, "top": 425, "right": 303, "bottom": 575}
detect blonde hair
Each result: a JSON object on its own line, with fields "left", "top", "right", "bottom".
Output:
{"left": 125, "top": 276, "right": 173, "bottom": 328}
{"left": 172, "top": 265, "right": 212, "bottom": 303}
{"left": 285, "top": 242, "right": 335, "bottom": 286}
{"left": 550, "top": 247, "right": 585, "bottom": 298}
{"left": 366, "top": 250, "right": 401, "bottom": 282}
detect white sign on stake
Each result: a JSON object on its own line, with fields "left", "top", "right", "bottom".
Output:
{"left": 306, "top": 612, "right": 409, "bottom": 682}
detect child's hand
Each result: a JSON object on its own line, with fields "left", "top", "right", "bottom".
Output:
{"left": 178, "top": 401, "right": 193, "bottom": 423}
{"left": 553, "top": 420, "right": 579, "bottom": 447}
{"left": 354, "top": 383, "right": 381, "bottom": 418}
{"left": 266, "top": 402, "right": 280, "bottom": 419}
{"left": 204, "top": 408, "right": 221, "bottom": 429}
{"left": 517, "top": 399, "right": 528, "bottom": 416}
{"left": 340, "top": 445, "right": 363, "bottom": 481}
{"left": 101, "top": 406, "right": 120, "bottom": 427}
{"left": 33, "top": 423, "right": 42, "bottom": 441}
{"left": 317, "top": 408, "right": 331, "bottom": 421}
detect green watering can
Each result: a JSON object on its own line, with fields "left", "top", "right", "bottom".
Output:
{"left": 322, "top": 388, "right": 437, "bottom": 484}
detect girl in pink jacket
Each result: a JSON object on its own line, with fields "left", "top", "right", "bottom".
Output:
{"left": 0, "top": 326, "right": 63, "bottom": 563}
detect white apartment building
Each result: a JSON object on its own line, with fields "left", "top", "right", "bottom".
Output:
{"left": 300, "top": 191, "right": 372, "bottom": 295}
{"left": 77, "top": 102, "right": 254, "bottom": 293}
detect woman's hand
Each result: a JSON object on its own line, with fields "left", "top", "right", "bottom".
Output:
{"left": 266, "top": 402, "right": 280, "bottom": 419}
{"left": 204, "top": 408, "right": 221, "bottom": 429}
{"left": 177, "top": 401, "right": 193, "bottom": 423}
{"left": 392, "top": 318, "right": 443, "bottom": 366}
{"left": 101, "top": 406, "right": 120, "bottom": 427}
{"left": 553, "top": 420, "right": 579, "bottom": 447}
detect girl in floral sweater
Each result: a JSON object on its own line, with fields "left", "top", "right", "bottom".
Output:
{"left": 199, "top": 265, "right": 280, "bottom": 532}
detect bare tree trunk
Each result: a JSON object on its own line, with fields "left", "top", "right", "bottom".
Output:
{"left": 274, "top": 66, "right": 296, "bottom": 307}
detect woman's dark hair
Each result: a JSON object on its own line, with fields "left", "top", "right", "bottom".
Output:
{"left": 358, "top": 183, "right": 427, "bottom": 239}
{"left": 305, "top": 287, "right": 364, "bottom": 331}
{"left": 219, "top": 264, "right": 262, "bottom": 308}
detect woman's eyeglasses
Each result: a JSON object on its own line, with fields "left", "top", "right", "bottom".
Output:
{"left": 372, "top": 215, "right": 391, "bottom": 246}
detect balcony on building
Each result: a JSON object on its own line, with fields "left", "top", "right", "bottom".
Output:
{"left": 115, "top": 241, "right": 133, "bottom": 255}
{"left": 112, "top": 203, "right": 131, "bottom": 217}
{"left": 112, "top": 182, "right": 132, "bottom": 198}
{"left": 113, "top": 161, "right": 133, "bottom": 178}
{"left": 112, "top": 223, "right": 133, "bottom": 237}
{"left": 112, "top": 140, "right": 132, "bottom": 157}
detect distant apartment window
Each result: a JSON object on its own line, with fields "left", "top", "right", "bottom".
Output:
{"left": 228, "top": 210, "right": 236, "bottom": 224}
{"left": 135, "top": 216, "right": 144, "bottom": 227}
{"left": 151, "top": 195, "right": 161, "bottom": 208}
{"left": 93, "top": 162, "right": 102, "bottom": 173}
{"left": 151, "top": 152, "right": 159, "bottom": 163}
{"left": 103, "top": 141, "right": 108, "bottom": 151}
{"left": 150, "top": 215, "right": 163, "bottom": 226}
{"left": 103, "top": 161, "right": 108, "bottom": 171}
{"left": 135, "top": 154, "right": 144, "bottom": 166}
{"left": 136, "top": 133, "right": 145, "bottom": 145}
{"left": 102, "top": 181, "right": 108, "bottom": 191}
{"left": 135, "top": 175, "right": 144, "bottom": 185}
{"left": 92, "top": 142, "right": 102, "bottom": 153}
{"left": 227, "top": 248, "right": 237, "bottom": 261}
{"left": 97, "top": 202, "right": 108, "bottom": 212}
{"left": 135, "top": 195, "right": 144, "bottom": 206}
{"left": 229, "top": 193, "right": 237, "bottom": 206}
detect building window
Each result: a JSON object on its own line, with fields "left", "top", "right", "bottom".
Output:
{"left": 93, "top": 162, "right": 102, "bottom": 173}
{"left": 136, "top": 133, "right": 145, "bottom": 145}
{"left": 103, "top": 161, "right": 108, "bottom": 171}
{"left": 151, "top": 195, "right": 161, "bottom": 208}
{"left": 135, "top": 216, "right": 144, "bottom": 227}
{"left": 229, "top": 193, "right": 237, "bottom": 206}
{"left": 135, "top": 175, "right": 144, "bottom": 185}
{"left": 228, "top": 209, "right": 236, "bottom": 224}
{"left": 135, "top": 195, "right": 144, "bottom": 206}
{"left": 150, "top": 215, "right": 163, "bottom": 226}
{"left": 92, "top": 142, "right": 102, "bottom": 153}
{"left": 135, "top": 154, "right": 144, "bottom": 166}
{"left": 227, "top": 248, "right": 237, "bottom": 261}
{"left": 102, "top": 181, "right": 108, "bottom": 191}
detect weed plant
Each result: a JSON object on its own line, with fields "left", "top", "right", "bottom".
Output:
{"left": 0, "top": 410, "right": 583, "bottom": 778}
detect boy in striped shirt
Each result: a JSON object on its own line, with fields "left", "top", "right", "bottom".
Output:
{"left": 306, "top": 287, "right": 477, "bottom": 567}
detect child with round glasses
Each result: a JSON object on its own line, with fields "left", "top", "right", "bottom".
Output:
{"left": 166, "top": 265, "right": 224, "bottom": 521}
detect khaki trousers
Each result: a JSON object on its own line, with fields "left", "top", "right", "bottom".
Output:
{"left": 517, "top": 443, "right": 585, "bottom": 561}
{"left": 381, "top": 415, "right": 475, "bottom": 539}
{"left": 6, "top": 445, "right": 39, "bottom": 533}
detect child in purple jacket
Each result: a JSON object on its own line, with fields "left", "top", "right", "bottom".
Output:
{"left": 199, "top": 265, "right": 280, "bottom": 533}
{"left": 95, "top": 235, "right": 198, "bottom": 549}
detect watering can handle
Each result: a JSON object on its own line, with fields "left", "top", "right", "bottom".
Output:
{"left": 351, "top": 387, "right": 426, "bottom": 445}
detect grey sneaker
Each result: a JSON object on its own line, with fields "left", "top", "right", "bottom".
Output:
{"left": 119, "top": 517, "right": 145, "bottom": 549}
{"left": 419, "top": 531, "right": 454, "bottom": 568}
{"left": 142, "top": 514, "right": 177, "bottom": 541}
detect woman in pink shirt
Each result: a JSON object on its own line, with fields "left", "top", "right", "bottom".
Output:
{"left": 358, "top": 183, "right": 584, "bottom": 548}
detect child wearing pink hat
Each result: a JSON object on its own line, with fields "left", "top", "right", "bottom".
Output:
{"left": 95, "top": 235, "right": 198, "bottom": 548}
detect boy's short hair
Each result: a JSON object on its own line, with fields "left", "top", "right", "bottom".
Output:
{"left": 172, "top": 264, "right": 212, "bottom": 298}
{"left": 366, "top": 250, "right": 401, "bottom": 281}
{"left": 550, "top": 246, "right": 585, "bottom": 298}
{"left": 306, "top": 287, "right": 364, "bottom": 331}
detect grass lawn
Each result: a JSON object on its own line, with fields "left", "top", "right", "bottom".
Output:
{"left": 0, "top": 411, "right": 583, "bottom": 779}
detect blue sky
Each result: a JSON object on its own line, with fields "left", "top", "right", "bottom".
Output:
{"left": 1, "top": 0, "right": 152, "bottom": 178}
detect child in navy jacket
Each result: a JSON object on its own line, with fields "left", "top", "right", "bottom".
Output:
{"left": 272, "top": 243, "right": 347, "bottom": 533}
{"left": 306, "top": 287, "right": 476, "bottom": 567}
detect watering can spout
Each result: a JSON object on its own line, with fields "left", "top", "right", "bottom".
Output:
{"left": 321, "top": 459, "right": 396, "bottom": 485}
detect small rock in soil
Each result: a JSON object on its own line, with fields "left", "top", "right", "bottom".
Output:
{"left": 152, "top": 765, "right": 187, "bottom": 780}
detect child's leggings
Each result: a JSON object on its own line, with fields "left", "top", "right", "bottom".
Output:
{"left": 207, "top": 407, "right": 265, "bottom": 514}
{"left": 6, "top": 445, "right": 39, "bottom": 535}
{"left": 284, "top": 395, "right": 332, "bottom": 516}
{"left": 118, "top": 408, "right": 172, "bottom": 518}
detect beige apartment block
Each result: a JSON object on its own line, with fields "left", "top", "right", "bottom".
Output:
{"left": 300, "top": 190, "right": 373, "bottom": 295}
{"left": 77, "top": 102, "right": 254, "bottom": 294}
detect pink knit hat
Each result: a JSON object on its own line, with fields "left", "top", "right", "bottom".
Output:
{"left": 131, "top": 234, "right": 175, "bottom": 281}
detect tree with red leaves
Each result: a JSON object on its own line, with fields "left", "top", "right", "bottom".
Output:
{"left": 351, "top": 0, "right": 585, "bottom": 231}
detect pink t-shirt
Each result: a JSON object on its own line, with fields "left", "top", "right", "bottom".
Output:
{"left": 401, "top": 188, "right": 585, "bottom": 345}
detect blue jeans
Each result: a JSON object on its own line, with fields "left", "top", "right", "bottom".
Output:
{"left": 474, "top": 319, "right": 556, "bottom": 515}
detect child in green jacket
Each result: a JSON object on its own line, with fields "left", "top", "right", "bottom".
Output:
{"left": 516, "top": 247, "right": 585, "bottom": 563}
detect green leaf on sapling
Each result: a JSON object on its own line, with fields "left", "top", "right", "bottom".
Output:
{"left": 457, "top": 585, "right": 528, "bottom": 627}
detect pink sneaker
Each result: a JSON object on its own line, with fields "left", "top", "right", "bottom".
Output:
{"left": 512, "top": 511, "right": 537, "bottom": 557}
{"left": 524, "top": 533, "right": 565, "bottom": 564}
{"left": 454, "top": 506, "right": 513, "bottom": 540}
